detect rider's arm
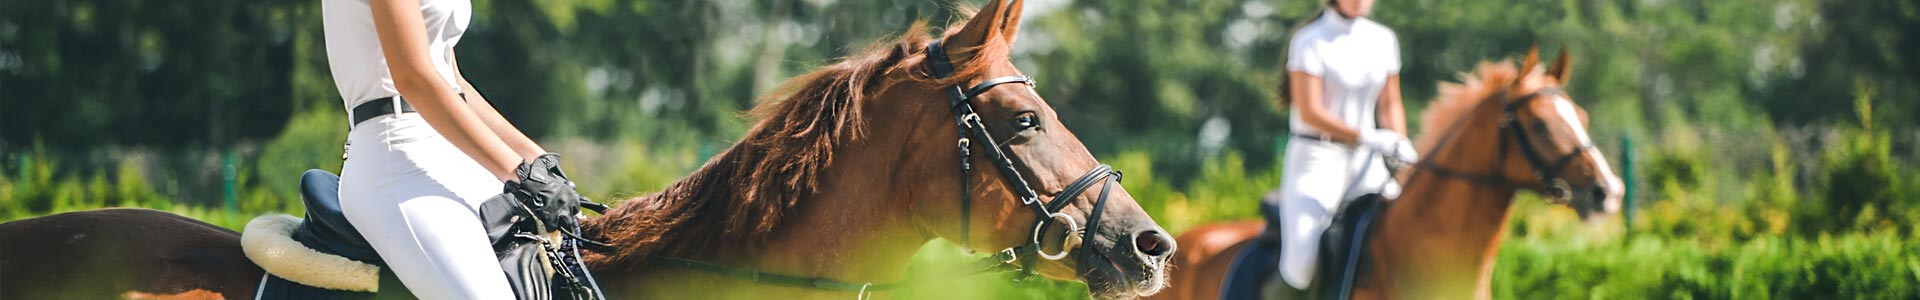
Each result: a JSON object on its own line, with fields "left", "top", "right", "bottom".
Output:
{"left": 371, "top": 0, "right": 522, "bottom": 181}
{"left": 1289, "top": 72, "right": 1361, "bottom": 144}
{"left": 450, "top": 54, "right": 547, "bottom": 160}
{"left": 1377, "top": 75, "right": 1406, "bottom": 135}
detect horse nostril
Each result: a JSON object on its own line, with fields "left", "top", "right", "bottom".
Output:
{"left": 1134, "top": 230, "right": 1174, "bottom": 257}
{"left": 1589, "top": 188, "right": 1607, "bottom": 202}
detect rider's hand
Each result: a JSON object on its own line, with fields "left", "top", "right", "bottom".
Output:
{"left": 504, "top": 153, "right": 587, "bottom": 231}
{"left": 1359, "top": 129, "right": 1419, "bottom": 165}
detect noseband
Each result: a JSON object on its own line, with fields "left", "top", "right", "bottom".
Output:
{"left": 1412, "top": 85, "right": 1596, "bottom": 203}
{"left": 926, "top": 39, "right": 1124, "bottom": 278}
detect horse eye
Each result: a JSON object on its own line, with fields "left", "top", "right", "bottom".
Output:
{"left": 1014, "top": 113, "right": 1040, "bottom": 130}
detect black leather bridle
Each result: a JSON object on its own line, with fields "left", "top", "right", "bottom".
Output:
{"left": 1411, "top": 85, "right": 1596, "bottom": 203}
{"left": 926, "top": 39, "right": 1124, "bottom": 278}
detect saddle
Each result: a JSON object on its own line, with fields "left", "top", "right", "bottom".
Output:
{"left": 241, "top": 170, "right": 606, "bottom": 300}
{"left": 1219, "top": 190, "right": 1389, "bottom": 300}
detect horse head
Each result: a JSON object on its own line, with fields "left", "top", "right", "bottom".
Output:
{"left": 877, "top": 0, "right": 1176, "bottom": 298}
{"left": 1488, "top": 47, "right": 1626, "bottom": 219}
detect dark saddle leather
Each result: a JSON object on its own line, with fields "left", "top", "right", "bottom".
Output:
{"left": 255, "top": 170, "right": 603, "bottom": 300}
{"left": 255, "top": 170, "right": 403, "bottom": 300}
{"left": 292, "top": 170, "right": 380, "bottom": 264}
{"left": 1220, "top": 192, "right": 1389, "bottom": 300}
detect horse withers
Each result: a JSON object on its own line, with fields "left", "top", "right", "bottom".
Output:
{"left": 0, "top": 0, "right": 1176, "bottom": 299}
{"left": 1152, "top": 47, "right": 1623, "bottom": 300}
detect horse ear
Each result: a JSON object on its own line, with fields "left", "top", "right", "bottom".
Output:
{"left": 1547, "top": 46, "right": 1572, "bottom": 84}
{"left": 945, "top": 0, "right": 1016, "bottom": 53}
{"left": 998, "top": 0, "right": 1026, "bottom": 45}
{"left": 1519, "top": 45, "right": 1541, "bottom": 77}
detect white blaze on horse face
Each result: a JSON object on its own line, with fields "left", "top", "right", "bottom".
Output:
{"left": 1551, "top": 96, "right": 1625, "bottom": 213}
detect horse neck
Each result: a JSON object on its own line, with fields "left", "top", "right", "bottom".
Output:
{"left": 1365, "top": 103, "right": 1519, "bottom": 300}
{"left": 654, "top": 96, "right": 942, "bottom": 298}
{"left": 747, "top": 147, "right": 935, "bottom": 293}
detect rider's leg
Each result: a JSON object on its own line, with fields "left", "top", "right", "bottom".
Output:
{"left": 1275, "top": 140, "right": 1355, "bottom": 290}
{"left": 339, "top": 115, "right": 514, "bottom": 300}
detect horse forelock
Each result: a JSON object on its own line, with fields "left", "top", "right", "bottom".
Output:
{"left": 582, "top": 14, "right": 1020, "bottom": 272}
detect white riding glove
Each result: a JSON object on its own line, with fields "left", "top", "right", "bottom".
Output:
{"left": 1359, "top": 129, "right": 1419, "bottom": 165}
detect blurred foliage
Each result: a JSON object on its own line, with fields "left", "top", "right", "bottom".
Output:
{"left": 4, "top": 0, "right": 1920, "bottom": 298}
{"left": 1495, "top": 233, "right": 1920, "bottom": 299}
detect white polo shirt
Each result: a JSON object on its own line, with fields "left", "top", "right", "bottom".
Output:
{"left": 322, "top": 0, "right": 471, "bottom": 109}
{"left": 1285, "top": 9, "right": 1400, "bottom": 137}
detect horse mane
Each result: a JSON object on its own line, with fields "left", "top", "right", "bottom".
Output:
{"left": 1414, "top": 60, "right": 1552, "bottom": 151}
{"left": 582, "top": 14, "right": 1013, "bottom": 271}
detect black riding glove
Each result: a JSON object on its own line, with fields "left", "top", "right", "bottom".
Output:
{"left": 504, "top": 153, "right": 587, "bottom": 232}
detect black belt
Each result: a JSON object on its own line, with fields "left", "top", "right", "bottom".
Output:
{"left": 351, "top": 97, "right": 415, "bottom": 126}
{"left": 1292, "top": 132, "right": 1335, "bottom": 143}
{"left": 351, "top": 94, "right": 463, "bottom": 126}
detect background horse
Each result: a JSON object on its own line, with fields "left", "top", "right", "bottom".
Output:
{"left": 1151, "top": 48, "right": 1624, "bottom": 300}
{"left": 0, "top": 0, "right": 1175, "bottom": 299}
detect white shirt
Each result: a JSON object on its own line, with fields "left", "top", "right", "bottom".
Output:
{"left": 322, "top": 0, "right": 471, "bottom": 109}
{"left": 1285, "top": 9, "right": 1400, "bottom": 137}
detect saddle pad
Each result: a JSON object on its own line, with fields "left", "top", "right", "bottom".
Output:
{"left": 255, "top": 266, "right": 417, "bottom": 300}
{"left": 242, "top": 214, "right": 381, "bottom": 292}
{"left": 1220, "top": 236, "right": 1282, "bottom": 300}
{"left": 1225, "top": 192, "right": 1389, "bottom": 300}
{"left": 255, "top": 274, "right": 376, "bottom": 300}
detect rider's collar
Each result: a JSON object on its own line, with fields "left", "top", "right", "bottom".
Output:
{"left": 1320, "top": 9, "right": 1357, "bottom": 32}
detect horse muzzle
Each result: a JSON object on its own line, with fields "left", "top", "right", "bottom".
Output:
{"left": 1075, "top": 221, "right": 1176, "bottom": 299}
{"left": 1552, "top": 177, "right": 1622, "bottom": 220}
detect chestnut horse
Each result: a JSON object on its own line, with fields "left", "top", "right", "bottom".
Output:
{"left": 0, "top": 1, "right": 1176, "bottom": 299}
{"left": 1151, "top": 48, "right": 1624, "bottom": 300}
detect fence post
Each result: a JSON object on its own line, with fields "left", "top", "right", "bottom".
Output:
{"left": 1620, "top": 136, "right": 1635, "bottom": 231}
{"left": 223, "top": 147, "right": 237, "bottom": 213}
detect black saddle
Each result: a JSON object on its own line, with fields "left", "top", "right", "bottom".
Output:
{"left": 292, "top": 170, "right": 380, "bottom": 263}
{"left": 255, "top": 170, "right": 406, "bottom": 300}
{"left": 1220, "top": 192, "right": 1389, "bottom": 300}
{"left": 254, "top": 170, "right": 606, "bottom": 300}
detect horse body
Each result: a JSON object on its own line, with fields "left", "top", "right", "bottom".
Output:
{"left": 1359, "top": 175, "right": 1518, "bottom": 299}
{"left": 1153, "top": 221, "right": 1263, "bottom": 300}
{"left": 0, "top": 208, "right": 263, "bottom": 300}
{"left": 1155, "top": 49, "right": 1621, "bottom": 300}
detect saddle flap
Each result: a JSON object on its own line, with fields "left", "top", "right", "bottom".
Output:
{"left": 1257, "top": 189, "right": 1285, "bottom": 244}
{"left": 1221, "top": 232, "right": 1284, "bottom": 300}
{"left": 1313, "top": 193, "right": 1389, "bottom": 300}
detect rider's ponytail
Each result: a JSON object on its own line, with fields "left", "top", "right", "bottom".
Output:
{"left": 1278, "top": 0, "right": 1333, "bottom": 109}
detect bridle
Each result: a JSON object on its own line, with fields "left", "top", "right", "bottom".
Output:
{"left": 1410, "top": 84, "right": 1596, "bottom": 203}
{"left": 926, "top": 39, "right": 1124, "bottom": 279}
{"left": 637, "top": 39, "right": 1125, "bottom": 298}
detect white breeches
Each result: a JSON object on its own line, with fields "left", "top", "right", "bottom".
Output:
{"left": 1275, "top": 137, "right": 1399, "bottom": 290}
{"left": 339, "top": 114, "right": 514, "bottom": 300}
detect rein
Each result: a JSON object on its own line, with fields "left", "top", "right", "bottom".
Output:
{"left": 626, "top": 39, "right": 1124, "bottom": 298}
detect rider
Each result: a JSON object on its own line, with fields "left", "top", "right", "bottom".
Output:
{"left": 323, "top": 0, "right": 586, "bottom": 298}
{"left": 1275, "top": 0, "right": 1416, "bottom": 291}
